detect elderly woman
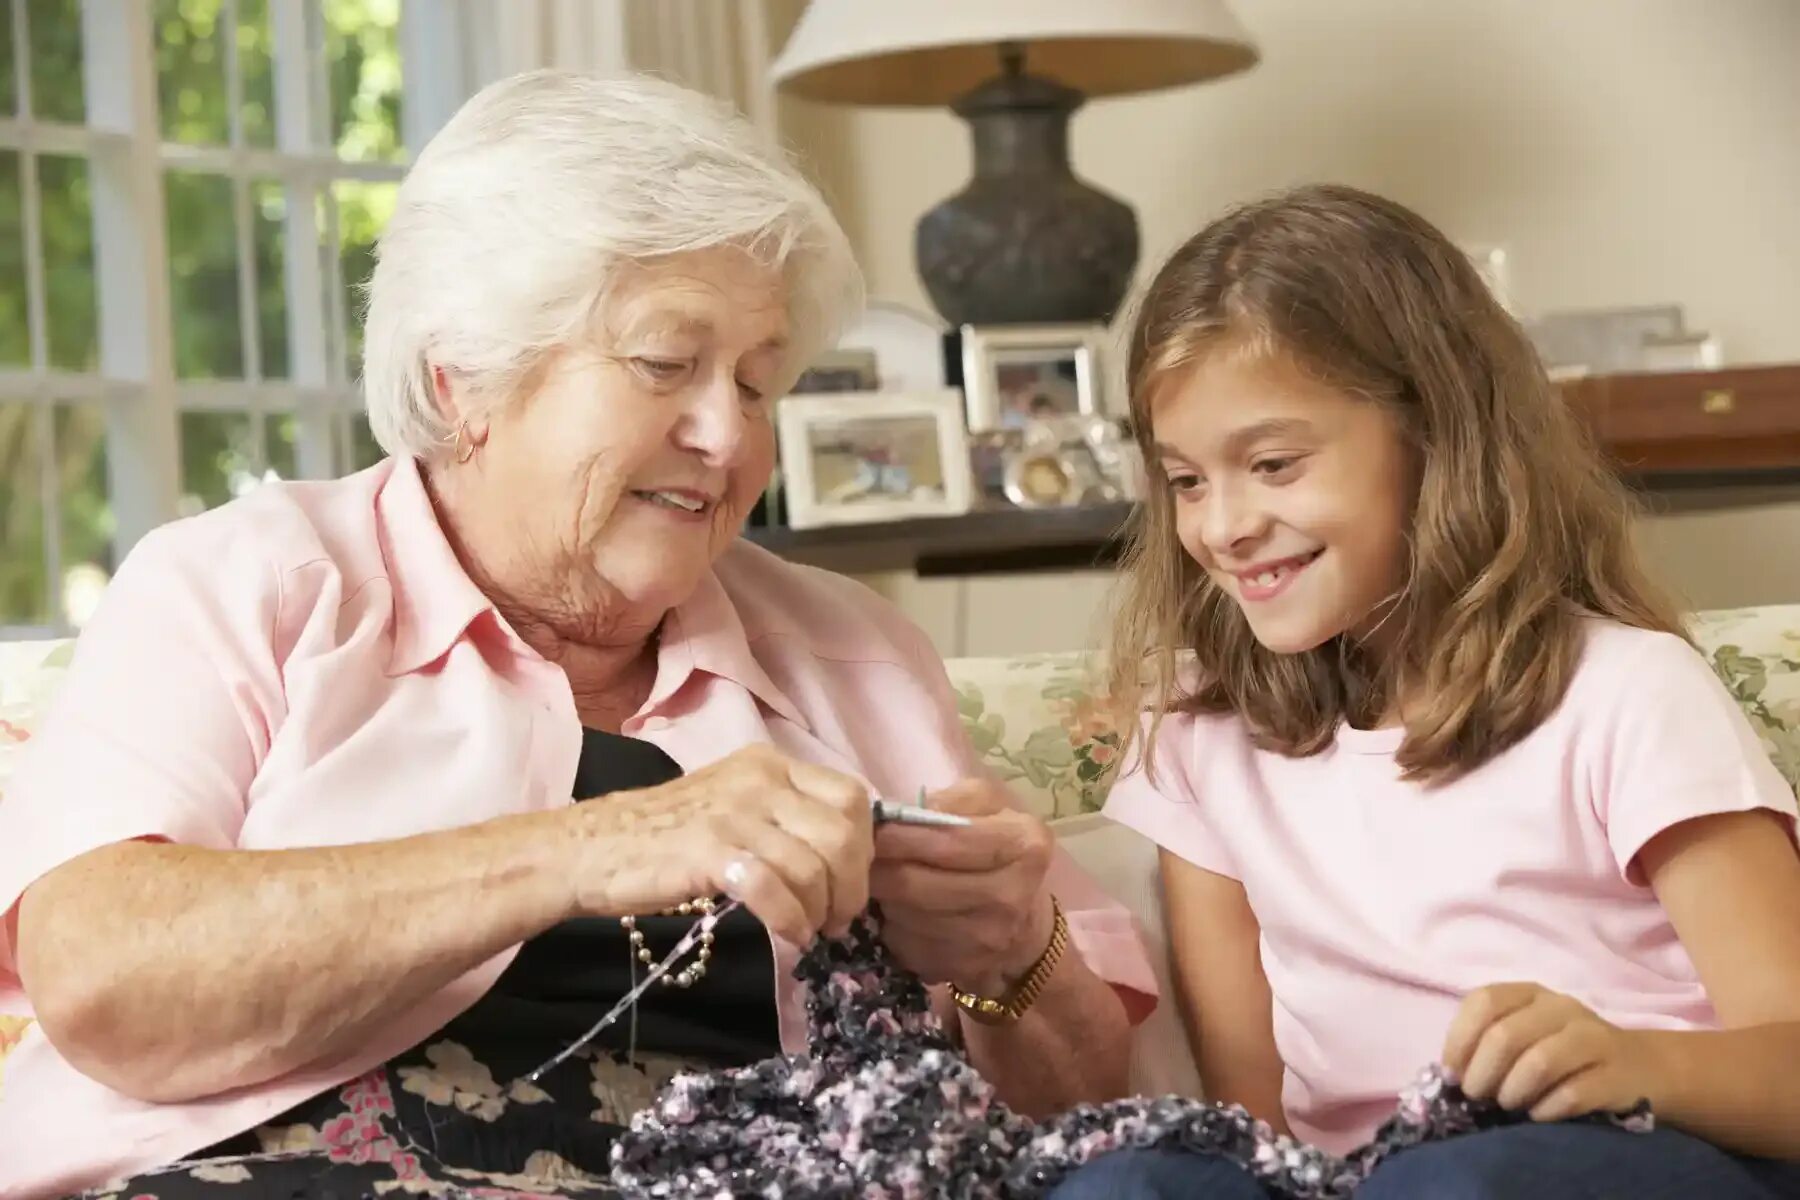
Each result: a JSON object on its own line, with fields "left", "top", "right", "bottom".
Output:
{"left": 0, "top": 72, "right": 1153, "bottom": 1199}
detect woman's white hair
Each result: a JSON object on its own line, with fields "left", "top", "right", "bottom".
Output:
{"left": 363, "top": 69, "right": 863, "bottom": 459}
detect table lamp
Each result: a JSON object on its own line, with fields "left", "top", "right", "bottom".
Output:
{"left": 769, "top": 0, "right": 1259, "bottom": 327}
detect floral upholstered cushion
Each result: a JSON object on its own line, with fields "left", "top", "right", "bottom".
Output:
{"left": 1689, "top": 605, "right": 1800, "bottom": 787}
{"left": 947, "top": 653, "right": 1121, "bottom": 823}
{"left": 942, "top": 605, "right": 1800, "bottom": 825}
{"left": 0, "top": 640, "right": 69, "bottom": 1083}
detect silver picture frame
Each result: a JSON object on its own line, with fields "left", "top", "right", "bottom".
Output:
{"left": 959, "top": 323, "right": 1109, "bottom": 433}
{"left": 776, "top": 389, "right": 975, "bottom": 530}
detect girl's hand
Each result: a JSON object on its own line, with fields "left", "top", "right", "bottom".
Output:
{"left": 568, "top": 743, "right": 873, "bottom": 947}
{"left": 1442, "top": 982, "right": 1664, "bottom": 1122}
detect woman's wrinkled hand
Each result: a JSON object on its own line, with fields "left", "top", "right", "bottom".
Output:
{"left": 569, "top": 743, "right": 872, "bottom": 947}
{"left": 870, "top": 779, "right": 1057, "bottom": 996}
{"left": 1443, "top": 982, "right": 1662, "bottom": 1122}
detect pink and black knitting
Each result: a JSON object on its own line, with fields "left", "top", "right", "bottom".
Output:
{"left": 610, "top": 913, "right": 1653, "bottom": 1198}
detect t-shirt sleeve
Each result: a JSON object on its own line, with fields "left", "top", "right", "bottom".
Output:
{"left": 0, "top": 519, "right": 286, "bottom": 977}
{"left": 1103, "top": 713, "right": 1242, "bottom": 881}
{"left": 1589, "top": 631, "right": 1799, "bottom": 884}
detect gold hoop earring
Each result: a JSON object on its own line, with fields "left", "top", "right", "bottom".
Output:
{"left": 447, "top": 420, "right": 476, "bottom": 464}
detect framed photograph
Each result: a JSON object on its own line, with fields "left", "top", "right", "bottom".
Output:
{"left": 792, "top": 347, "right": 880, "bottom": 395}
{"left": 777, "top": 390, "right": 974, "bottom": 529}
{"left": 835, "top": 299, "right": 949, "bottom": 392}
{"left": 960, "top": 323, "right": 1108, "bottom": 433}
{"left": 968, "top": 428, "right": 1022, "bottom": 507}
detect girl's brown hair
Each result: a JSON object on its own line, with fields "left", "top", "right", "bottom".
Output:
{"left": 1106, "top": 184, "right": 1681, "bottom": 783}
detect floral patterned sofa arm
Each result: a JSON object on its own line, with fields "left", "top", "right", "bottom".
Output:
{"left": 942, "top": 605, "right": 1800, "bottom": 828}
{"left": 1687, "top": 605, "right": 1800, "bottom": 787}
{"left": 945, "top": 652, "right": 1120, "bottom": 824}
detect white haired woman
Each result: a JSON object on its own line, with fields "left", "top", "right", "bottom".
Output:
{"left": 0, "top": 72, "right": 1153, "bottom": 1199}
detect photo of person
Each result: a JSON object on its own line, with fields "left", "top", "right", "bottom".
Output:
{"left": 991, "top": 349, "right": 1083, "bottom": 430}
{"left": 958, "top": 324, "right": 1108, "bottom": 435}
{"left": 808, "top": 415, "right": 947, "bottom": 506}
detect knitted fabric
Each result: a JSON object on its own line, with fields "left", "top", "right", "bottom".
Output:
{"left": 610, "top": 914, "right": 1652, "bottom": 1199}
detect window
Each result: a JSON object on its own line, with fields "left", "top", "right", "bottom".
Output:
{"left": 0, "top": 0, "right": 444, "bottom": 636}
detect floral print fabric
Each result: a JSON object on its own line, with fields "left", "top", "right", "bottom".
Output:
{"left": 71, "top": 1030, "right": 711, "bottom": 1199}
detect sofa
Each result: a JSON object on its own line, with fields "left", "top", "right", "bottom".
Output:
{"left": 3, "top": 604, "right": 1798, "bottom": 1097}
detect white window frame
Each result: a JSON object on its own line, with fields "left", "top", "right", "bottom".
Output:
{"left": 0, "top": 0, "right": 465, "bottom": 638}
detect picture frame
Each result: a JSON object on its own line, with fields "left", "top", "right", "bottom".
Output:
{"left": 776, "top": 389, "right": 974, "bottom": 529}
{"left": 959, "top": 323, "right": 1109, "bottom": 433}
{"left": 834, "top": 299, "right": 950, "bottom": 393}
{"left": 791, "top": 347, "right": 880, "bottom": 395}
{"left": 967, "top": 428, "right": 1022, "bottom": 507}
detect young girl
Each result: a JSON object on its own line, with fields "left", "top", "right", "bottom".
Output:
{"left": 1051, "top": 186, "right": 1800, "bottom": 1199}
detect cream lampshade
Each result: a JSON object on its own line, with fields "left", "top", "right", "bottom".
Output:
{"left": 771, "top": 0, "right": 1259, "bottom": 326}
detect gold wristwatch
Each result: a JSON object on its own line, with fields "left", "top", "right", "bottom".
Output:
{"left": 949, "top": 896, "right": 1068, "bottom": 1025}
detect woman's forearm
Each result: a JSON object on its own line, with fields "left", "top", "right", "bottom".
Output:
{"left": 16, "top": 808, "right": 579, "bottom": 1103}
{"left": 1640, "top": 1022, "right": 1800, "bottom": 1159}
{"left": 947, "top": 953, "right": 1133, "bottom": 1117}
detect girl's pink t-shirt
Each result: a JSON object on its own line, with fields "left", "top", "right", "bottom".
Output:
{"left": 1106, "top": 619, "right": 1798, "bottom": 1153}
{"left": 0, "top": 457, "right": 1155, "bottom": 1198}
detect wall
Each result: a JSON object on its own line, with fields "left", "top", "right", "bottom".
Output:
{"left": 775, "top": 0, "right": 1800, "bottom": 655}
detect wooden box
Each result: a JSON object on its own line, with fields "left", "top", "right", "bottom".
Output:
{"left": 1560, "top": 363, "right": 1800, "bottom": 474}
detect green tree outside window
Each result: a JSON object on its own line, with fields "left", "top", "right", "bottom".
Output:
{"left": 0, "top": 0, "right": 402, "bottom": 627}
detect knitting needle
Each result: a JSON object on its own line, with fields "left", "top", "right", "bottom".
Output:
{"left": 871, "top": 790, "right": 973, "bottom": 828}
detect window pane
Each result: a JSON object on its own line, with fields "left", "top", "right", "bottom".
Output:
{"left": 252, "top": 179, "right": 288, "bottom": 377}
{"left": 155, "top": 0, "right": 231, "bottom": 146}
{"left": 40, "top": 154, "right": 97, "bottom": 371}
{"left": 239, "top": 0, "right": 276, "bottom": 148}
{"left": 0, "top": 152, "right": 27, "bottom": 365}
{"left": 333, "top": 179, "right": 395, "bottom": 374}
{"left": 166, "top": 170, "right": 244, "bottom": 378}
{"left": 0, "top": 2, "right": 16, "bottom": 118}
{"left": 0, "top": 403, "right": 50, "bottom": 625}
{"left": 326, "top": 0, "right": 402, "bottom": 163}
{"left": 179, "top": 409, "right": 260, "bottom": 512}
{"left": 26, "top": 0, "right": 83, "bottom": 124}
{"left": 53, "top": 402, "right": 112, "bottom": 627}
{"left": 265, "top": 411, "right": 297, "bottom": 479}
{"left": 348, "top": 411, "right": 383, "bottom": 471}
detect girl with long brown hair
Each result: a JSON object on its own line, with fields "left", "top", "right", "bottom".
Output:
{"left": 1050, "top": 185, "right": 1800, "bottom": 1199}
